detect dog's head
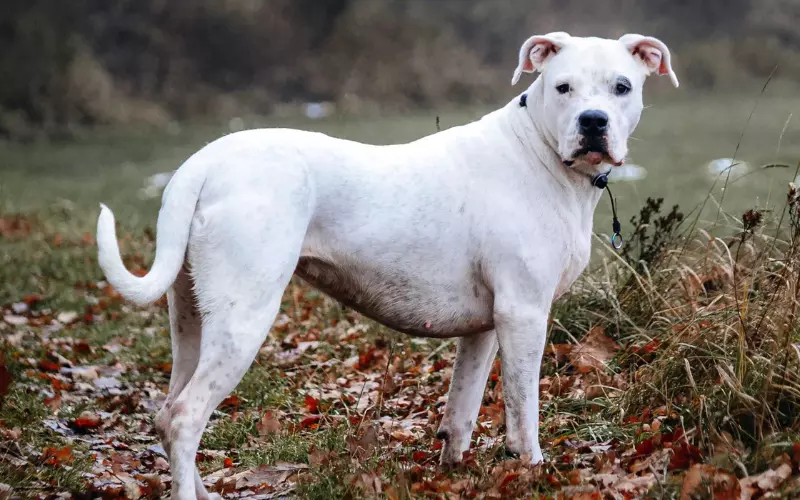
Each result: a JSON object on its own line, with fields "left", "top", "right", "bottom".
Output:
{"left": 512, "top": 32, "right": 679, "bottom": 169}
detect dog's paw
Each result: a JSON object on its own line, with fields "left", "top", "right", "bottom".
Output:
{"left": 500, "top": 444, "right": 545, "bottom": 464}
{"left": 437, "top": 429, "right": 471, "bottom": 467}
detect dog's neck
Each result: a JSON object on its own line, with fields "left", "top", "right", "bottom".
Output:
{"left": 499, "top": 81, "right": 605, "bottom": 205}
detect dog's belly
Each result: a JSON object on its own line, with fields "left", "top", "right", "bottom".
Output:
{"left": 294, "top": 257, "right": 494, "bottom": 337}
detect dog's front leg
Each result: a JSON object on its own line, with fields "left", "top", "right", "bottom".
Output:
{"left": 437, "top": 330, "right": 498, "bottom": 465}
{"left": 494, "top": 305, "right": 549, "bottom": 463}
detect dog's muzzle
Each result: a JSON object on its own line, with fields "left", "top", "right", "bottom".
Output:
{"left": 563, "top": 109, "right": 624, "bottom": 167}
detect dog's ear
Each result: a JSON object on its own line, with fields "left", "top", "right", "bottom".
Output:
{"left": 619, "top": 34, "right": 679, "bottom": 88}
{"left": 511, "top": 32, "right": 571, "bottom": 86}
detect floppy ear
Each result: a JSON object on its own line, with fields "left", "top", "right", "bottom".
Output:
{"left": 511, "top": 32, "right": 571, "bottom": 86}
{"left": 619, "top": 34, "right": 679, "bottom": 88}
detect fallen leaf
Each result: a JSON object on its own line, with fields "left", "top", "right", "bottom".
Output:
{"left": 153, "top": 456, "right": 170, "bottom": 472}
{"left": 615, "top": 473, "right": 658, "bottom": 497}
{"left": 232, "top": 463, "right": 308, "bottom": 491}
{"left": 137, "top": 474, "right": 165, "bottom": 497}
{"left": 73, "top": 410, "right": 102, "bottom": 430}
{"left": 257, "top": 411, "right": 282, "bottom": 437}
{"left": 39, "top": 359, "right": 61, "bottom": 372}
{"left": 1, "top": 428, "right": 22, "bottom": 441}
{"left": 347, "top": 425, "right": 379, "bottom": 459}
{"left": 94, "top": 377, "right": 122, "bottom": 389}
{"left": 304, "top": 394, "right": 320, "bottom": 414}
{"left": 297, "top": 415, "right": 320, "bottom": 430}
{"left": 352, "top": 471, "right": 383, "bottom": 496}
{"left": 44, "top": 394, "right": 62, "bottom": 411}
{"left": 10, "top": 303, "right": 28, "bottom": 314}
{"left": 0, "top": 483, "right": 12, "bottom": 500}
{"left": 3, "top": 315, "right": 28, "bottom": 326}
{"left": 669, "top": 439, "right": 703, "bottom": 471}
{"left": 547, "top": 343, "right": 573, "bottom": 364}
{"left": 42, "top": 446, "right": 74, "bottom": 466}
{"left": 308, "top": 448, "right": 337, "bottom": 467}
{"left": 681, "top": 464, "right": 741, "bottom": 500}
{"left": 740, "top": 463, "right": 792, "bottom": 494}
{"left": 570, "top": 326, "right": 620, "bottom": 373}
{"left": 220, "top": 394, "right": 243, "bottom": 409}
{"left": 57, "top": 311, "right": 79, "bottom": 325}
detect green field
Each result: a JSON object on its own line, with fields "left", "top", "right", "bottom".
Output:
{"left": 2, "top": 92, "right": 800, "bottom": 498}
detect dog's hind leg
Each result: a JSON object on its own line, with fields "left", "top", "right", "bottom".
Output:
{"left": 437, "top": 330, "right": 498, "bottom": 464}
{"left": 167, "top": 301, "right": 284, "bottom": 499}
{"left": 154, "top": 264, "right": 209, "bottom": 497}
{"left": 164, "top": 198, "right": 308, "bottom": 500}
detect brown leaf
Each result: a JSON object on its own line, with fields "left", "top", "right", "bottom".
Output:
{"left": 308, "top": 448, "right": 337, "bottom": 467}
{"left": 219, "top": 394, "right": 243, "bottom": 409}
{"left": 42, "top": 446, "right": 74, "bottom": 466}
{"left": 44, "top": 394, "right": 62, "bottom": 411}
{"left": 232, "top": 463, "right": 308, "bottom": 491}
{"left": 614, "top": 473, "right": 658, "bottom": 497}
{"left": 256, "top": 411, "right": 282, "bottom": 437}
{"left": 569, "top": 327, "right": 620, "bottom": 373}
{"left": 352, "top": 472, "right": 382, "bottom": 496}
{"left": 1, "top": 428, "right": 22, "bottom": 441}
{"left": 152, "top": 456, "right": 170, "bottom": 472}
{"left": 681, "top": 464, "right": 741, "bottom": 500}
{"left": 137, "top": 474, "right": 165, "bottom": 497}
{"left": 547, "top": 343, "right": 573, "bottom": 364}
{"left": 347, "top": 425, "right": 379, "bottom": 460}
{"left": 740, "top": 463, "right": 792, "bottom": 494}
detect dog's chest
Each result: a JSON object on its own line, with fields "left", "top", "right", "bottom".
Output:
{"left": 294, "top": 257, "right": 494, "bottom": 337}
{"left": 554, "top": 232, "right": 592, "bottom": 299}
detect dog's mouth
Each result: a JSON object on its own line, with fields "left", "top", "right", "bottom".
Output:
{"left": 563, "top": 138, "right": 623, "bottom": 167}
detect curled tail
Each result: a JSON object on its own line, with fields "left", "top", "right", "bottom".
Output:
{"left": 96, "top": 166, "right": 205, "bottom": 305}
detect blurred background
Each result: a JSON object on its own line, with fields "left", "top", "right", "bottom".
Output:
{"left": 2, "top": 0, "right": 800, "bottom": 235}
{"left": 2, "top": 0, "right": 799, "bottom": 137}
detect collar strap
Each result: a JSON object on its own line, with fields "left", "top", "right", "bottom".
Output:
{"left": 589, "top": 171, "right": 609, "bottom": 190}
{"left": 587, "top": 170, "right": 623, "bottom": 249}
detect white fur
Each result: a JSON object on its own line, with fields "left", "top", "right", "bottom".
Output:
{"left": 96, "top": 33, "right": 677, "bottom": 499}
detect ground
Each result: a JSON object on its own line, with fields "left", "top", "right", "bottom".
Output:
{"left": 2, "top": 93, "right": 800, "bottom": 498}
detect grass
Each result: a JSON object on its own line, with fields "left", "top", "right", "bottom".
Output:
{"left": 2, "top": 91, "right": 800, "bottom": 497}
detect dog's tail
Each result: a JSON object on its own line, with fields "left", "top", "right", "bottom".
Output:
{"left": 96, "top": 164, "right": 206, "bottom": 306}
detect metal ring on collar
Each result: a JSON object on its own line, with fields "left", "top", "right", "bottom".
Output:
{"left": 611, "top": 232, "right": 624, "bottom": 250}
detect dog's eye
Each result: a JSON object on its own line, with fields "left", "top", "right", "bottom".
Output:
{"left": 555, "top": 83, "right": 571, "bottom": 94}
{"left": 614, "top": 82, "right": 631, "bottom": 96}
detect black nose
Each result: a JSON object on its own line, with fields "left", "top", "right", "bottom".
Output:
{"left": 578, "top": 110, "right": 609, "bottom": 136}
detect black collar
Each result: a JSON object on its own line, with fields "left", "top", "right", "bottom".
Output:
{"left": 589, "top": 171, "right": 610, "bottom": 190}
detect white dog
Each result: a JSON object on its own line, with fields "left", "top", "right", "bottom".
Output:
{"left": 97, "top": 32, "right": 678, "bottom": 499}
